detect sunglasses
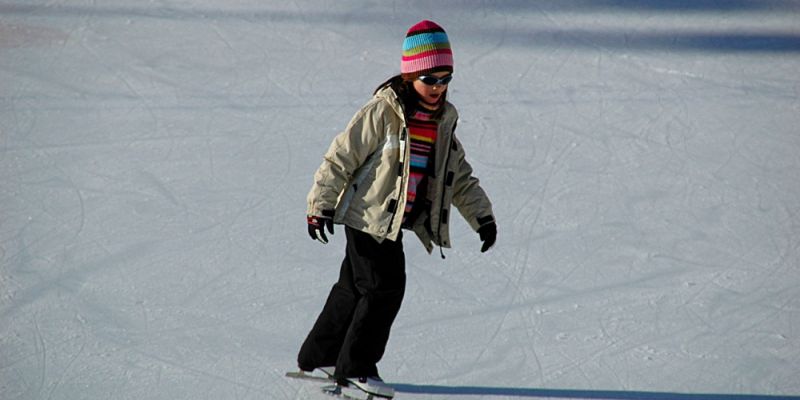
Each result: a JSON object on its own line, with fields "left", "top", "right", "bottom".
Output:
{"left": 417, "top": 75, "right": 453, "bottom": 86}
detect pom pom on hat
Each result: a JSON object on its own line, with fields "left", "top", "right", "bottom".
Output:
{"left": 401, "top": 20, "right": 453, "bottom": 80}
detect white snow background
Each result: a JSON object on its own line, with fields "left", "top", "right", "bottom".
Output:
{"left": 2, "top": 1, "right": 800, "bottom": 399}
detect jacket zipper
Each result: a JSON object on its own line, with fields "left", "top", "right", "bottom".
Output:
{"left": 435, "top": 126, "right": 455, "bottom": 259}
{"left": 386, "top": 106, "right": 408, "bottom": 237}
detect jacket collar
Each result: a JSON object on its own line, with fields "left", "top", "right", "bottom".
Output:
{"left": 375, "top": 86, "right": 457, "bottom": 124}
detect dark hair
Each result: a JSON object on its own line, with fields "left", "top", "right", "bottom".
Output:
{"left": 374, "top": 74, "right": 447, "bottom": 120}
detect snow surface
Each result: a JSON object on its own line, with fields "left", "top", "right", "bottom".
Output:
{"left": 2, "top": 1, "right": 800, "bottom": 399}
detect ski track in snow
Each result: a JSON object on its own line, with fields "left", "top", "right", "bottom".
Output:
{"left": 2, "top": 1, "right": 800, "bottom": 399}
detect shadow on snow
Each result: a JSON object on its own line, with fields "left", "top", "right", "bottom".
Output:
{"left": 9, "top": 0, "right": 800, "bottom": 17}
{"left": 392, "top": 383, "right": 800, "bottom": 400}
{"left": 484, "top": 28, "right": 800, "bottom": 53}
{"left": 3, "top": 2, "right": 800, "bottom": 53}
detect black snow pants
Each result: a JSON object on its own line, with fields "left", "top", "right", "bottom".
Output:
{"left": 297, "top": 226, "right": 406, "bottom": 380}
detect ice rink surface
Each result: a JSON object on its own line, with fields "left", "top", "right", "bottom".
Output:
{"left": 2, "top": 1, "right": 799, "bottom": 399}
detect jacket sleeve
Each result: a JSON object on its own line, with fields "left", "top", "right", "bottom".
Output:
{"left": 307, "top": 99, "right": 386, "bottom": 216}
{"left": 450, "top": 135, "right": 495, "bottom": 231}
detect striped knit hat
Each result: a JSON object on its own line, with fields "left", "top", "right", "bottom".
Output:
{"left": 401, "top": 20, "right": 453, "bottom": 80}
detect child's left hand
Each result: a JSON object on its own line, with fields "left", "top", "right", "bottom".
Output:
{"left": 478, "top": 223, "right": 497, "bottom": 253}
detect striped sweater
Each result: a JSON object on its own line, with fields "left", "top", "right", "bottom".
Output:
{"left": 403, "top": 107, "right": 438, "bottom": 226}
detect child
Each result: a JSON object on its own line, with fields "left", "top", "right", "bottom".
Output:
{"left": 297, "top": 20, "right": 496, "bottom": 398}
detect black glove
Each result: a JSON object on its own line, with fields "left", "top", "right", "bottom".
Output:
{"left": 307, "top": 210, "right": 335, "bottom": 244}
{"left": 478, "top": 222, "right": 497, "bottom": 253}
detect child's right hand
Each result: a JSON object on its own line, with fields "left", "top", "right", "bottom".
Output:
{"left": 307, "top": 210, "right": 335, "bottom": 244}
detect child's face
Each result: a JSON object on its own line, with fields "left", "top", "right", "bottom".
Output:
{"left": 412, "top": 71, "right": 451, "bottom": 107}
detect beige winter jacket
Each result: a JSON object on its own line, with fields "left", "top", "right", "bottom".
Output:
{"left": 307, "top": 86, "right": 494, "bottom": 253}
